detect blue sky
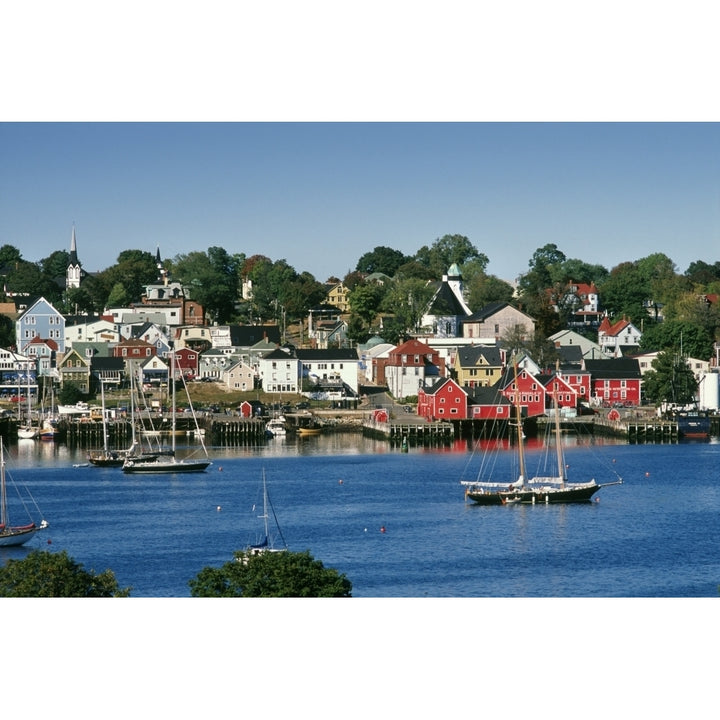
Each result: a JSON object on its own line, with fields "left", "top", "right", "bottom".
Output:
{"left": 1, "top": 122, "right": 718, "bottom": 285}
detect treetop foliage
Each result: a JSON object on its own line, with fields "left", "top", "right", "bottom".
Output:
{"left": 189, "top": 549, "right": 352, "bottom": 597}
{"left": 0, "top": 549, "right": 131, "bottom": 597}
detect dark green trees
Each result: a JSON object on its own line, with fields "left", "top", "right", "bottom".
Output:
{"left": 0, "top": 550, "right": 131, "bottom": 597}
{"left": 189, "top": 549, "right": 352, "bottom": 597}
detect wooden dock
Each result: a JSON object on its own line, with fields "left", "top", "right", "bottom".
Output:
{"left": 362, "top": 417, "right": 454, "bottom": 444}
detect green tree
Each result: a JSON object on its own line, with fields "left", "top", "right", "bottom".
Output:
{"left": 173, "top": 247, "right": 243, "bottom": 325}
{"left": 414, "top": 234, "right": 487, "bottom": 279}
{"left": 356, "top": 246, "right": 408, "bottom": 276}
{"left": 517, "top": 243, "right": 567, "bottom": 297}
{"left": 466, "top": 273, "right": 515, "bottom": 311}
{"left": 639, "top": 319, "right": 714, "bottom": 360}
{"left": 58, "top": 381, "right": 85, "bottom": 405}
{"left": 348, "top": 282, "right": 385, "bottom": 329}
{"left": 39, "top": 249, "right": 71, "bottom": 284}
{"left": 0, "top": 314, "right": 13, "bottom": 346}
{"left": 641, "top": 349, "right": 698, "bottom": 406}
{"left": 0, "top": 550, "right": 130, "bottom": 597}
{"left": 596, "top": 261, "right": 649, "bottom": 322}
{"left": 107, "top": 281, "right": 130, "bottom": 307}
{"left": 189, "top": 550, "right": 352, "bottom": 597}
{"left": 92, "top": 249, "right": 158, "bottom": 308}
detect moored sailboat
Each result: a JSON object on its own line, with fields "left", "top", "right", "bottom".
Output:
{"left": 0, "top": 438, "right": 49, "bottom": 546}
{"left": 245, "top": 470, "right": 287, "bottom": 557}
{"left": 122, "top": 352, "right": 211, "bottom": 474}
{"left": 463, "top": 362, "right": 622, "bottom": 505}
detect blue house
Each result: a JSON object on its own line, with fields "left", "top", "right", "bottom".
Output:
{"left": 15, "top": 297, "right": 66, "bottom": 354}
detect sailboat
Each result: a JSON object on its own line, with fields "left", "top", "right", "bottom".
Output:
{"left": 463, "top": 363, "right": 622, "bottom": 505}
{"left": 245, "top": 470, "right": 288, "bottom": 556}
{"left": 122, "top": 351, "right": 211, "bottom": 474}
{"left": 17, "top": 367, "right": 39, "bottom": 440}
{"left": 88, "top": 380, "right": 126, "bottom": 467}
{"left": 0, "top": 437, "right": 49, "bottom": 546}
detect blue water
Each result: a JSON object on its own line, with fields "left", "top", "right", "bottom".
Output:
{"left": 3, "top": 435, "right": 720, "bottom": 597}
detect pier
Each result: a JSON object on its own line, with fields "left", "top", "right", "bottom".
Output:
{"left": 362, "top": 417, "right": 454, "bottom": 445}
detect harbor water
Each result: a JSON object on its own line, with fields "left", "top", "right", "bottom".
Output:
{"left": 3, "top": 433, "right": 720, "bottom": 598}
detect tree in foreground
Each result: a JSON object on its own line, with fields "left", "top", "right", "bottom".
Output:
{"left": 189, "top": 549, "right": 352, "bottom": 597}
{"left": 0, "top": 550, "right": 131, "bottom": 597}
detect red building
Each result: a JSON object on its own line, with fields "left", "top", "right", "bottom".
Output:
{"left": 500, "top": 366, "right": 547, "bottom": 418}
{"left": 174, "top": 347, "right": 200, "bottom": 379}
{"left": 417, "top": 378, "right": 469, "bottom": 420}
{"left": 539, "top": 372, "right": 578, "bottom": 410}
{"left": 467, "top": 385, "right": 513, "bottom": 420}
{"left": 584, "top": 358, "right": 642, "bottom": 406}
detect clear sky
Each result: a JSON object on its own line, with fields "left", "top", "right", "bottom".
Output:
{"left": 1, "top": 122, "right": 718, "bottom": 285}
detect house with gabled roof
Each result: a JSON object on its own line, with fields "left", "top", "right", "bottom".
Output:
{"left": 57, "top": 347, "right": 92, "bottom": 393}
{"left": 24, "top": 336, "right": 58, "bottom": 378}
{"left": 139, "top": 355, "right": 170, "bottom": 385}
{"left": 15, "top": 297, "right": 66, "bottom": 354}
{"left": 377, "top": 338, "right": 445, "bottom": 399}
{"left": 221, "top": 360, "right": 257, "bottom": 392}
{"left": 454, "top": 345, "right": 504, "bottom": 388}
{"left": 323, "top": 281, "right": 351, "bottom": 314}
{"left": 174, "top": 347, "right": 201, "bottom": 379}
{"left": 498, "top": 364, "right": 547, "bottom": 418}
{"left": 417, "top": 377, "right": 469, "bottom": 420}
{"left": 128, "top": 322, "right": 171, "bottom": 358}
{"left": 462, "top": 302, "right": 535, "bottom": 344}
{"left": 198, "top": 348, "right": 243, "bottom": 381}
{"left": 420, "top": 264, "right": 472, "bottom": 339}
{"left": 538, "top": 371, "right": 578, "bottom": 410}
{"left": 597, "top": 315, "right": 642, "bottom": 357}
{"left": 258, "top": 348, "right": 300, "bottom": 394}
{"left": 549, "top": 329, "right": 610, "bottom": 361}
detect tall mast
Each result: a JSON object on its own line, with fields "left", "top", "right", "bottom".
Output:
{"left": 513, "top": 361, "right": 527, "bottom": 487}
{"left": 553, "top": 361, "right": 566, "bottom": 487}
{"left": 0, "top": 440, "right": 7, "bottom": 528}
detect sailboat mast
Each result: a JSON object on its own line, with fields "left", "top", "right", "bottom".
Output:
{"left": 553, "top": 363, "right": 566, "bottom": 487}
{"left": 100, "top": 380, "right": 109, "bottom": 453}
{"left": 262, "top": 471, "right": 270, "bottom": 542}
{"left": 171, "top": 350, "right": 176, "bottom": 454}
{"left": 0, "top": 440, "right": 7, "bottom": 528}
{"left": 513, "top": 362, "right": 527, "bottom": 486}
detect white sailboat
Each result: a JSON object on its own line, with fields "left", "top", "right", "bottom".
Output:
{"left": 17, "top": 367, "right": 39, "bottom": 440}
{"left": 245, "top": 470, "right": 287, "bottom": 556}
{"left": 122, "top": 351, "right": 211, "bottom": 474}
{"left": 0, "top": 437, "right": 49, "bottom": 546}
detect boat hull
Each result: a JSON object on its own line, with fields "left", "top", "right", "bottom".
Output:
{"left": 0, "top": 523, "right": 44, "bottom": 547}
{"left": 508, "top": 484, "right": 601, "bottom": 504}
{"left": 122, "top": 459, "right": 211, "bottom": 474}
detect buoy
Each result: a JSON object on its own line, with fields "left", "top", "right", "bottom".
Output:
{"left": 380, "top": 526, "right": 386, "bottom": 533}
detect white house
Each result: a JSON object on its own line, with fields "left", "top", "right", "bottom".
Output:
{"left": 258, "top": 348, "right": 300, "bottom": 394}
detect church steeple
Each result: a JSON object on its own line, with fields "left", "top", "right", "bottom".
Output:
{"left": 66, "top": 223, "right": 82, "bottom": 289}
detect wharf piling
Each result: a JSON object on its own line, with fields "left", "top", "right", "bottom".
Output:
{"left": 363, "top": 417, "right": 454, "bottom": 445}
